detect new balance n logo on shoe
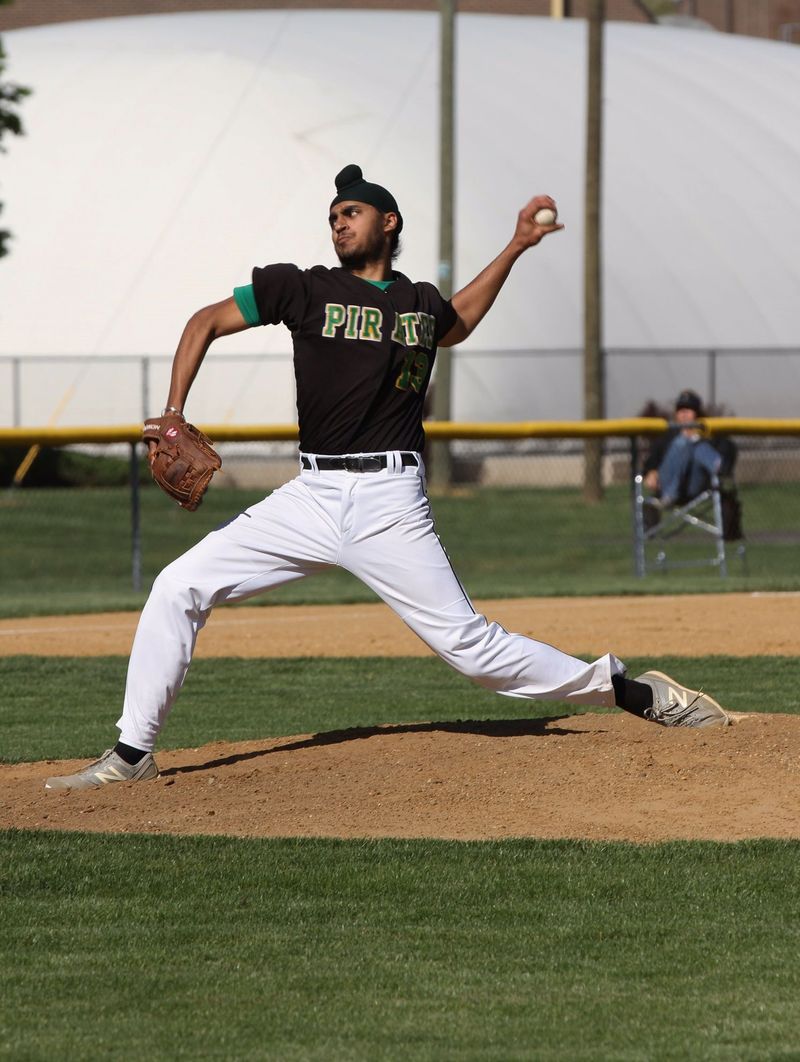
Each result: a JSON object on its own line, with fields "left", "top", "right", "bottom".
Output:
{"left": 635, "top": 670, "right": 730, "bottom": 729}
{"left": 45, "top": 749, "right": 160, "bottom": 790}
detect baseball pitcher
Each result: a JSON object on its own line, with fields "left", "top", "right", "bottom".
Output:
{"left": 46, "top": 164, "right": 729, "bottom": 790}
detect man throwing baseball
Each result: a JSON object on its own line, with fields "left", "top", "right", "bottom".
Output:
{"left": 46, "top": 164, "right": 729, "bottom": 790}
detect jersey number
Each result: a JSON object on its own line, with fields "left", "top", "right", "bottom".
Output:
{"left": 395, "top": 349, "right": 429, "bottom": 393}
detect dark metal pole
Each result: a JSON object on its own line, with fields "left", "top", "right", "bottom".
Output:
{"left": 430, "top": 0, "right": 455, "bottom": 489}
{"left": 583, "top": 0, "right": 605, "bottom": 503}
{"left": 129, "top": 441, "right": 142, "bottom": 592}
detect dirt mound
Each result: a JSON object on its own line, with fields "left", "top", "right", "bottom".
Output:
{"left": 2, "top": 593, "right": 798, "bottom": 842}
{"left": 3, "top": 711, "right": 799, "bottom": 843}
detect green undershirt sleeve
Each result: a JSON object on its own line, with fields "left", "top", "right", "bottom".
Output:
{"left": 233, "top": 284, "right": 261, "bottom": 326}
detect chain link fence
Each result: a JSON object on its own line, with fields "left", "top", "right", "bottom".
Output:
{"left": 2, "top": 426, "right": 799, "bottom": 617}
{"left": 3, "top": 348, "right": 800, "bottom": 426}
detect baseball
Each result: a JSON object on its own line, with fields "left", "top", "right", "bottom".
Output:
{"left": 534, "top": 207, "right": 557, "bottom": 226}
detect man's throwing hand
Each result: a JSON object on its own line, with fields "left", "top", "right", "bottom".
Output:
{"left": 514, "top": 195, "right": 564, "bottom": 249}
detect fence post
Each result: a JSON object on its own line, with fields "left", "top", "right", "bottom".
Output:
{"left": 708, "top": 349, "right": 717, "bottom": 410}
{"left": 141, "top": 355, "right": 150, "bottom": 421}
{"left": 129, "top": 441, "right": 142, "bottom": 592}
{"left": 12, "top": 357, "right": 21, "bottom": 426}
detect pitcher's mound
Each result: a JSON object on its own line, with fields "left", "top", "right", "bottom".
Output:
{"left": 5, "top": 711, "right": 800, "bottom": 843}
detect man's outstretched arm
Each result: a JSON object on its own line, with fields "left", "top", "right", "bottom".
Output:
{"left": 439, "top": 195, "right": 563, "bottom": 348}
{"left": 163, "top": 297, "right": 251, "bottom": 414}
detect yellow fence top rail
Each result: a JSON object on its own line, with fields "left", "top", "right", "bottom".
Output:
{"left": 1, "top": 418, "right": 800, "bottom": 448}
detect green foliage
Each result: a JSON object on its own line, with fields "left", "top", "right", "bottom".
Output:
{"left": 1, "top": 654, "right": 795, "bottom": 763}
{"left": 0, "top": 31, "right": 31, "bottom": 258}
{"left": 644, "top": 0, "right": 683, "bottom": 16}
{"left": 2, "top": 830, "right": 800, "bottom": 1059}
{"left": 0, "top": 446, "right": 141, "bottom": 488}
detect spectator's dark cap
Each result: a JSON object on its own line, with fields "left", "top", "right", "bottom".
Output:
{"left": 330, "top": 164, "right": 403, "bottom": 234}
{"left": 675, "top": 389, "right": 703, "bottom": 414}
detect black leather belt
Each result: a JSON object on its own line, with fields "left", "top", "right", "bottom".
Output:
{"left": 301, "top": 453, "right": 418, "bottom": 472}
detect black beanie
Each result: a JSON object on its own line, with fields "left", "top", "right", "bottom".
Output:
{"left": 330, "top": 164, "right": 403, "bottom": 234}
{"left": 675, "top": 389, "right": 703, "bottom": 414}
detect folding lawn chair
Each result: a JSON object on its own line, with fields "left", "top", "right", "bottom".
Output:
{"left": 632, "top": 449, "right": 746, "bottom": 578}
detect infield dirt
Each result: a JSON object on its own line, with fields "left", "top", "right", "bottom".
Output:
{"left": 2, "top": 593, "right": 798, "bottom": 842}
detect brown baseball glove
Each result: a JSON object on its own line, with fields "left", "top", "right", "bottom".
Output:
{"left": 142, "top": 413, "right": 222, "bottom": 511}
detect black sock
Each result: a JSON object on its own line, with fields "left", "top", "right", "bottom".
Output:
{"left": 612, "top": 674, "right": 654, "bottom": 718}
{"left": 114, "top": 741, "right": 148, "bottom": 765}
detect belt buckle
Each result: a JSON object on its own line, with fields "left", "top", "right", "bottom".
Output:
{"left": 344, "top": 456, "right": 382, "bottom": 472}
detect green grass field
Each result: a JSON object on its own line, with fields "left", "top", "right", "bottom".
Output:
{"left": 2, "top": 655, "right": 800, "bottom": 1058}
{"left": 3, "top": 475, "right": 800, "bottom": 1058}
{"left": 3, "top": 831, "right": 800, "bottom": 1060}
{"left": 1, "top": 481, "right": 799, "bottom": 617}
{"left": 1, "top": 654, "right": 797, "bottom": 764}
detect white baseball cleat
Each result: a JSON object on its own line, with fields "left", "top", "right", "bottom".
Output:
{"left": 635, "top": 670, "right": 730, "bottom": 729}
{"left": 45, "top": 749, "right": 159, "bottom": 790}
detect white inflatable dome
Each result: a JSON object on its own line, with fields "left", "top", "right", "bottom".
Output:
{"left": 1, "top": 11, "right": 799, "bottom": 424}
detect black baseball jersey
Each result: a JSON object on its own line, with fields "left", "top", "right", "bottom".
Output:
{"left": 250, "top": 264, "right": 457, "bottom": 454}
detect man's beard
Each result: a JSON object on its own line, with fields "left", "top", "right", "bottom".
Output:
{"left": 334, "top": 220, "right": 387, "bottom": 270}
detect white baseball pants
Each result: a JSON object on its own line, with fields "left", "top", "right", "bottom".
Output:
{"left": 118, "top": 453, "right": 624, "bottom": 750}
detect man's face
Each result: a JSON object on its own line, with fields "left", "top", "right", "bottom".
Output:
{"left": 675, "top": 406, "right": 699, "bottom": 425}
{"left": 329, "top": 201, "right": 393, "bottom": 268}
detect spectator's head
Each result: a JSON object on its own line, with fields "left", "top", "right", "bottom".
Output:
{"left": 674, "top": 388, "right": 704, "bottom": 424}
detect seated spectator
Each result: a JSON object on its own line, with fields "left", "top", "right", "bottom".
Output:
{"left": 642, "top": 388, "right": 739, "bottom": 513}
